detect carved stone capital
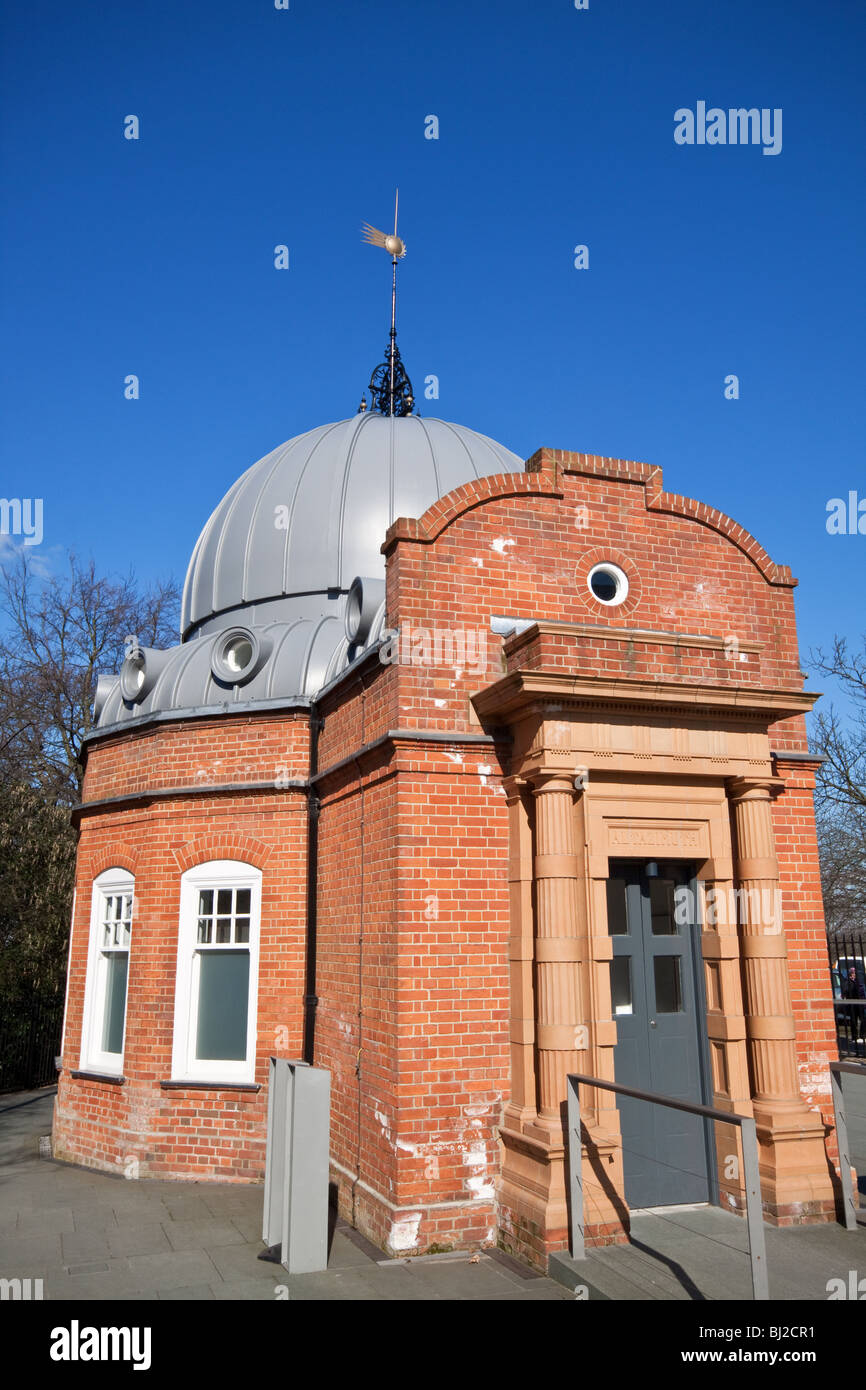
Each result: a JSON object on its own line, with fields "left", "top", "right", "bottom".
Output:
{"left": 726, "top": 776, "right": 781, "bottom": 804}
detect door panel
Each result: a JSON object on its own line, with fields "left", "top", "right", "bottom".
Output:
{"left": 608, "top": 861, "right": 712, "bottom": 1208}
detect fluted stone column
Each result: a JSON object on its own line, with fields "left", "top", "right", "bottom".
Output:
{"left": 728, "top": 778, "right": 801, "bottom": 1111}
{"left": 727, "top": 776, "right": 834, "bottom": 1214}
{"left": 528, "top": 771, "right": 586, "bottom": 1129}
{"left": 503, "top": 776, "right": 537, "bottom": 1130}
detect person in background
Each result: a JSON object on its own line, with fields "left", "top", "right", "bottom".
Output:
{"left": 841, "top": 965, "right": 866, "bottom": 1047}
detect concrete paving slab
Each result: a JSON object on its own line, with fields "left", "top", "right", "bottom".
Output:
{"left": 10, "top": 1207, "right": 75, "bottom": 1236}
{"left": 286, "top": 1268, "right": 430, "bottom": 1301}
{"left": 125, "top": 1250, "right": 221, "bottom": 1292}
{"left": 211, "top": 1277, "right": 286, "bottom": 1300}
{"left": 200, "top": 1189, "right": 263, "bottom": 1215}
{"left": 60, "top": 1230, "right": 113, "bottom": 1264}
{"left": 325, "top": 1230, "right": 384, "bottom": 1269}
{"left": 204, "top": 1242, "right": 287, "bottom": 1283}
{"left": 0, "top": 1233, "right": 64, "bottom": 1265}
{"left": 485, "top": 1281, "right": 573, "bottom": 1300}
{"left": 228, "top": 1211, "right": 265, "bottom": 1242}
{"left": 164, "top": 1218, "right": 248, "bottom": 1252}
{"left": 159, "top": 1194, "right": 217, "bottom": 1222}
{"left": 379, "top": 1254, "right": 521, "bottom": 1299}
{"left": 50, "top": 1258, "right": 148, "bottom": 1300}
{"left": 158, "top": 1283, "right": 217, "bottom": 1300}
{"left": 71, "top": 1206, "right": 119, "bottom": 1233}
{"left": 107, "top": 1223, "right": 173, "bottom": 1258}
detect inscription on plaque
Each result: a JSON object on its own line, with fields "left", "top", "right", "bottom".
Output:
{"left": 608, "top": 825, "right": 703, "bottom": 851}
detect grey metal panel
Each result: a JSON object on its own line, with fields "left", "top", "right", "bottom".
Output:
{"left": 281, "top": 1065, "right": 331, "bottom": 1273}
{"left": 263, "top": 1057, "right": 292, "bottom": 1248}
{"left": 185, "top": 467, "right": 254, "bottom": 637}
{"left": 284, "top": 420, "right": 356, "bottom": 596}
{"left": 262, "top": 1058, "right": 330, "bottom": 1274}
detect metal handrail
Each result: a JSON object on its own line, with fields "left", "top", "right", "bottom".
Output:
{"left": 829, "top": 1060, "right": 866, "bottom": 1233}
{"left": 566, "top": 1071, "right": 768, "bottom": 1301}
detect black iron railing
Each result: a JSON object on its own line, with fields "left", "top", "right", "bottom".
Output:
{"left": 0, "top": 997, "right": 63, "bottom": 1094}
{"left": 827, "top": 932, "right": 866, "bottom": 1059}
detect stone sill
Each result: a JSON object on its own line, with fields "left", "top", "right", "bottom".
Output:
{"left": 159, "top": 1080, "right": 261, "bottom": 1092}
{"left": 70, "top": 1070, "right": 126, "bottom": 1086}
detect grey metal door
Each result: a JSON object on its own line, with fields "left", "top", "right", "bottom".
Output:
{"left": 607, "top": 860, "right": 713, "bottom": 1208}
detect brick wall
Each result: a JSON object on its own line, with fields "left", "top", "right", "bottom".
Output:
{"left": 54, "top": 714, "right": 310, "bottom": 1181}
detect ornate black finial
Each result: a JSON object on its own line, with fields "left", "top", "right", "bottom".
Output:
{"left": 366, "top": 343, "right": 414, "bottom": 417}
{"left": 360, "top": 190, "right": 415, "bottom": 417}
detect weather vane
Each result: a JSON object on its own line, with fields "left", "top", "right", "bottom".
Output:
{"left": 359, "top": 190, "right": 415, "bottom": 417}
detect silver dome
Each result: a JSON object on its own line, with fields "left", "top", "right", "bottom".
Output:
{"left": 181, "top": 413, "right": 524, "bottom": 640}
{"left": 93, "top": 412, "right": 525, "bottom": 734}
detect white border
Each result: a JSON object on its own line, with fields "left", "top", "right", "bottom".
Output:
{"left": 587, "top": 561, "right": 629, "bottom": 607}
{"left": 171, "top": 859, "right": 262, "bottom": 1085}
{"left": 79, "top": 869, "right": 133, "bottom": 1076}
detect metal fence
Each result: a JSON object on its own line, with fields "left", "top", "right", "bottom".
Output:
{"left": 827, "top": 931, "right": 866, "bottom": 1059}
{"left": 566, "top": 1072, "right": 768, "bottom": 1300}
{"left": 0, "top": 997, "right": 63, "bottom": 1094}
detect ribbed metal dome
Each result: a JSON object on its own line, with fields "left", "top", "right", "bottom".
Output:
{"left": 91, "top": 412, "right": 525, "bottom": 734}
{"left": 181, "top": 413, "right": 524, "bottom": 639}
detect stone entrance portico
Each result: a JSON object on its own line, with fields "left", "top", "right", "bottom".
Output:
{"left": 475, "top": 628, "right": 836, "bottom": 1266}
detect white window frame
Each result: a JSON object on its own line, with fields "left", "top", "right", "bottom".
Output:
{"left": 586, "top": 561, "right": 629, "bottom": 607}
{"left": 171, "top": 859, "right": 262, "bottom": 1085}
{"left": 80, "top": 869, "right": 134, "bottom": 1076}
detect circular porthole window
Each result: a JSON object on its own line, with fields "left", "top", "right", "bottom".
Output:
{"left": 119, "top": 653, "right": 147, "bottom": 701}
{"left": 211, "top": 627, "right": 260, "bottom": 685}
{"left": 587, "top": 562, "right": 629, "bottom": 607}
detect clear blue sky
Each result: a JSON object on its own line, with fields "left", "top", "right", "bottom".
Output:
{"left": 1, "top": 0, "right": 863, "bottom": 715}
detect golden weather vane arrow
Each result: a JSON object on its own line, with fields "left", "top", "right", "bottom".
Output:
{"left": 361, "top": 189, "right": 407, "bottom": 260}
{"left": 359, "top": 191, "right": 414, "bottom": 417}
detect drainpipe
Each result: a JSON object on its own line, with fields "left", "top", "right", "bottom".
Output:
{"left": 303, "top": 702, "right": 322, "bottom": 1064}
{"left": 351, "top": 673, "right": 368, "bottom": 1229}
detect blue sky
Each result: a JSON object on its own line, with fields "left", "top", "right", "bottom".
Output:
{"left": 1, "top": 0, "right": 863, "bottom": 715}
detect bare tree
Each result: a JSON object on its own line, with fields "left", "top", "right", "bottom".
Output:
{"left": 816, "top": 802, "right": 866, "bottom": 940}
{"left": 0, "top": 551, "right": 179, "bottom": 804}
{"left": 810, "top": 636, "right": 866, "bottom": 947}
{"left": 810, "top": 635, "right": 866, "bottom": 813}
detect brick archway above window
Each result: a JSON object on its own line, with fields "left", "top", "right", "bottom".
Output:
{"left": 88, "top": 845, "right": 140, "bottom": 879}
{"left": 575, "top": 547, "right": 642, "bottom": 619}
{"left": 382, "top": 473, "right": 563, "bottom": 551}
{"left": 172, "top": 833, "right": 271, "bottom": 874}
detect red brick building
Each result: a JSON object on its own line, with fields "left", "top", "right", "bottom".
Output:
{"left": 53, "top": 409, "right": 842, "bottom": 1268}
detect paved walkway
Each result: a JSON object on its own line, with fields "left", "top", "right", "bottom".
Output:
{"left": 551, "top": 1201, "right": 866, "bottom": 1300}
{"left": 3, "top": 1088, "right": 864, "bottom": 1301}
{"left": 0, "top": 1089, "right": 570, "bottom": 1301}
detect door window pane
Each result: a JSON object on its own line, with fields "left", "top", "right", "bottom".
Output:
{"left": 606, "top": 878, "right": 628, "bottom": 935}
{"left": 610, "top": 957, "right": 633, "bottom": 1015}
{"left": 654, "top": 955, "right": 684, "bottom": 1013}
{"left": 101, "top": 954, "right": 129, "bottom": 1053}
{"left": 195, "top": 950, "right": 249, "bottom": 1060}
{"left": 650, "top": 879, "right": 678, "bottom": 934}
